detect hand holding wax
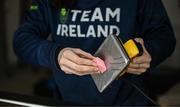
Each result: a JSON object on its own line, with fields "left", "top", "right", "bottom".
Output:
{"left": 58, "top": 48, "right": 100, "bottom": 76}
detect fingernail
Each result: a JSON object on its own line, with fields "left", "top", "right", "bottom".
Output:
{"left": 95, "top": 68, "right": 99, "bottom": 71}
{"left": 94, "top": 71, "right": 100, "bottom": 74}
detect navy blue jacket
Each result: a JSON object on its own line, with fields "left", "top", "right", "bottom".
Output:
{"left": 13, "top": 0, "right": 176, "bottom": 105}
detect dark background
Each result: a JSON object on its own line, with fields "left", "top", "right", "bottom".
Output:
{"left": 0, "top": 0, "right": 180, "bottom": 106}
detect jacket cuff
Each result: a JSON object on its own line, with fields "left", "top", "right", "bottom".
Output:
{"left": 50, "top": 44, "right": 65, "bottom": 72}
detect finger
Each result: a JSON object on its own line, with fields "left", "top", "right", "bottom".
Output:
{"left": 61, "top": 65, "right": 84, "bottom": 76}
{"left": 126, "top": 68, "right": 146, "bottom": 75}
{"left": 133, "top": 54, "right": 151, "bottom": 64}
{"left": 126, "top": 68, "right": 141, "bottom": 75}
{"left": 134, "top": 38, "right": 151, "bottom": 56}
{"left": 134, "top": 38, "right": 146, "bottom": 51}
{"left": 72, "top": 48, "right": 96, "bottom": 60}
{"left": 134, "top": 38, "right": 144, "bottom": 45}
{"left": 76, "top": 57, "right": 98, "bottom": 66}
{"left": 127, "top": 71, "right": 141, "bottom": 75}
{"left": 139, "top": 63, "right": 150, "bottom": 69}
{"left": 61, "top": 65, "right": 91, "bottom": 76}
{"left": 61, "top": 58, "right": 99, "bottom": 74}
{"left": 129, "top": 62, "right": 150, "bottom": 69}
{"left": 60, "top": 65, "right": 73, "bottom": 74}
{"left": 129, "top": 63, "right": 139, "bottom": 68}
{"left": 63, "top": 50, "right": 97, "bottom": 66}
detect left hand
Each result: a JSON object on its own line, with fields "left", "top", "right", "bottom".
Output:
{"left": 126, "top": 38, "right": 152, "bottom": 75}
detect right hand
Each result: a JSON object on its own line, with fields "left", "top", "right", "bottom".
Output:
{"left": 57, "top": 48, "right": 99, "bottom": 76}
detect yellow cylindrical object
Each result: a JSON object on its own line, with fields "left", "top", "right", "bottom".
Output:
{"left": 123, "top": 39, "right": 140, "bottom": 59}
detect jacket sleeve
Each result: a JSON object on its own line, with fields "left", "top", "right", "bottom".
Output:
{"left": 137, "top": 0, "right": 176, "bottom": 68}
{"left": 13, "top": 0, "right": 61, "bottom": 70}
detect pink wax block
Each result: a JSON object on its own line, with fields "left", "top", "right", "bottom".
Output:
{"left": 93, "top": 57, "right": 107, "bottom": 73}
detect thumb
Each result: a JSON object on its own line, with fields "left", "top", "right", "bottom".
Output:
{"left": 134, "top": 38, "right": 148, "bottom": 54}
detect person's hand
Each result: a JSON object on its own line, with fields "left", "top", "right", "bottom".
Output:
{"left": 126, "top": 38, "right": 152, "bottom": 75}
{"left": 57, "top": 48, "right": 99, "bottom": 76}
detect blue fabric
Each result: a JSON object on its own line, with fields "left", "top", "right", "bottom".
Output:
{"left": 13, "top": 0, "right": 176, "bottom": 105}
